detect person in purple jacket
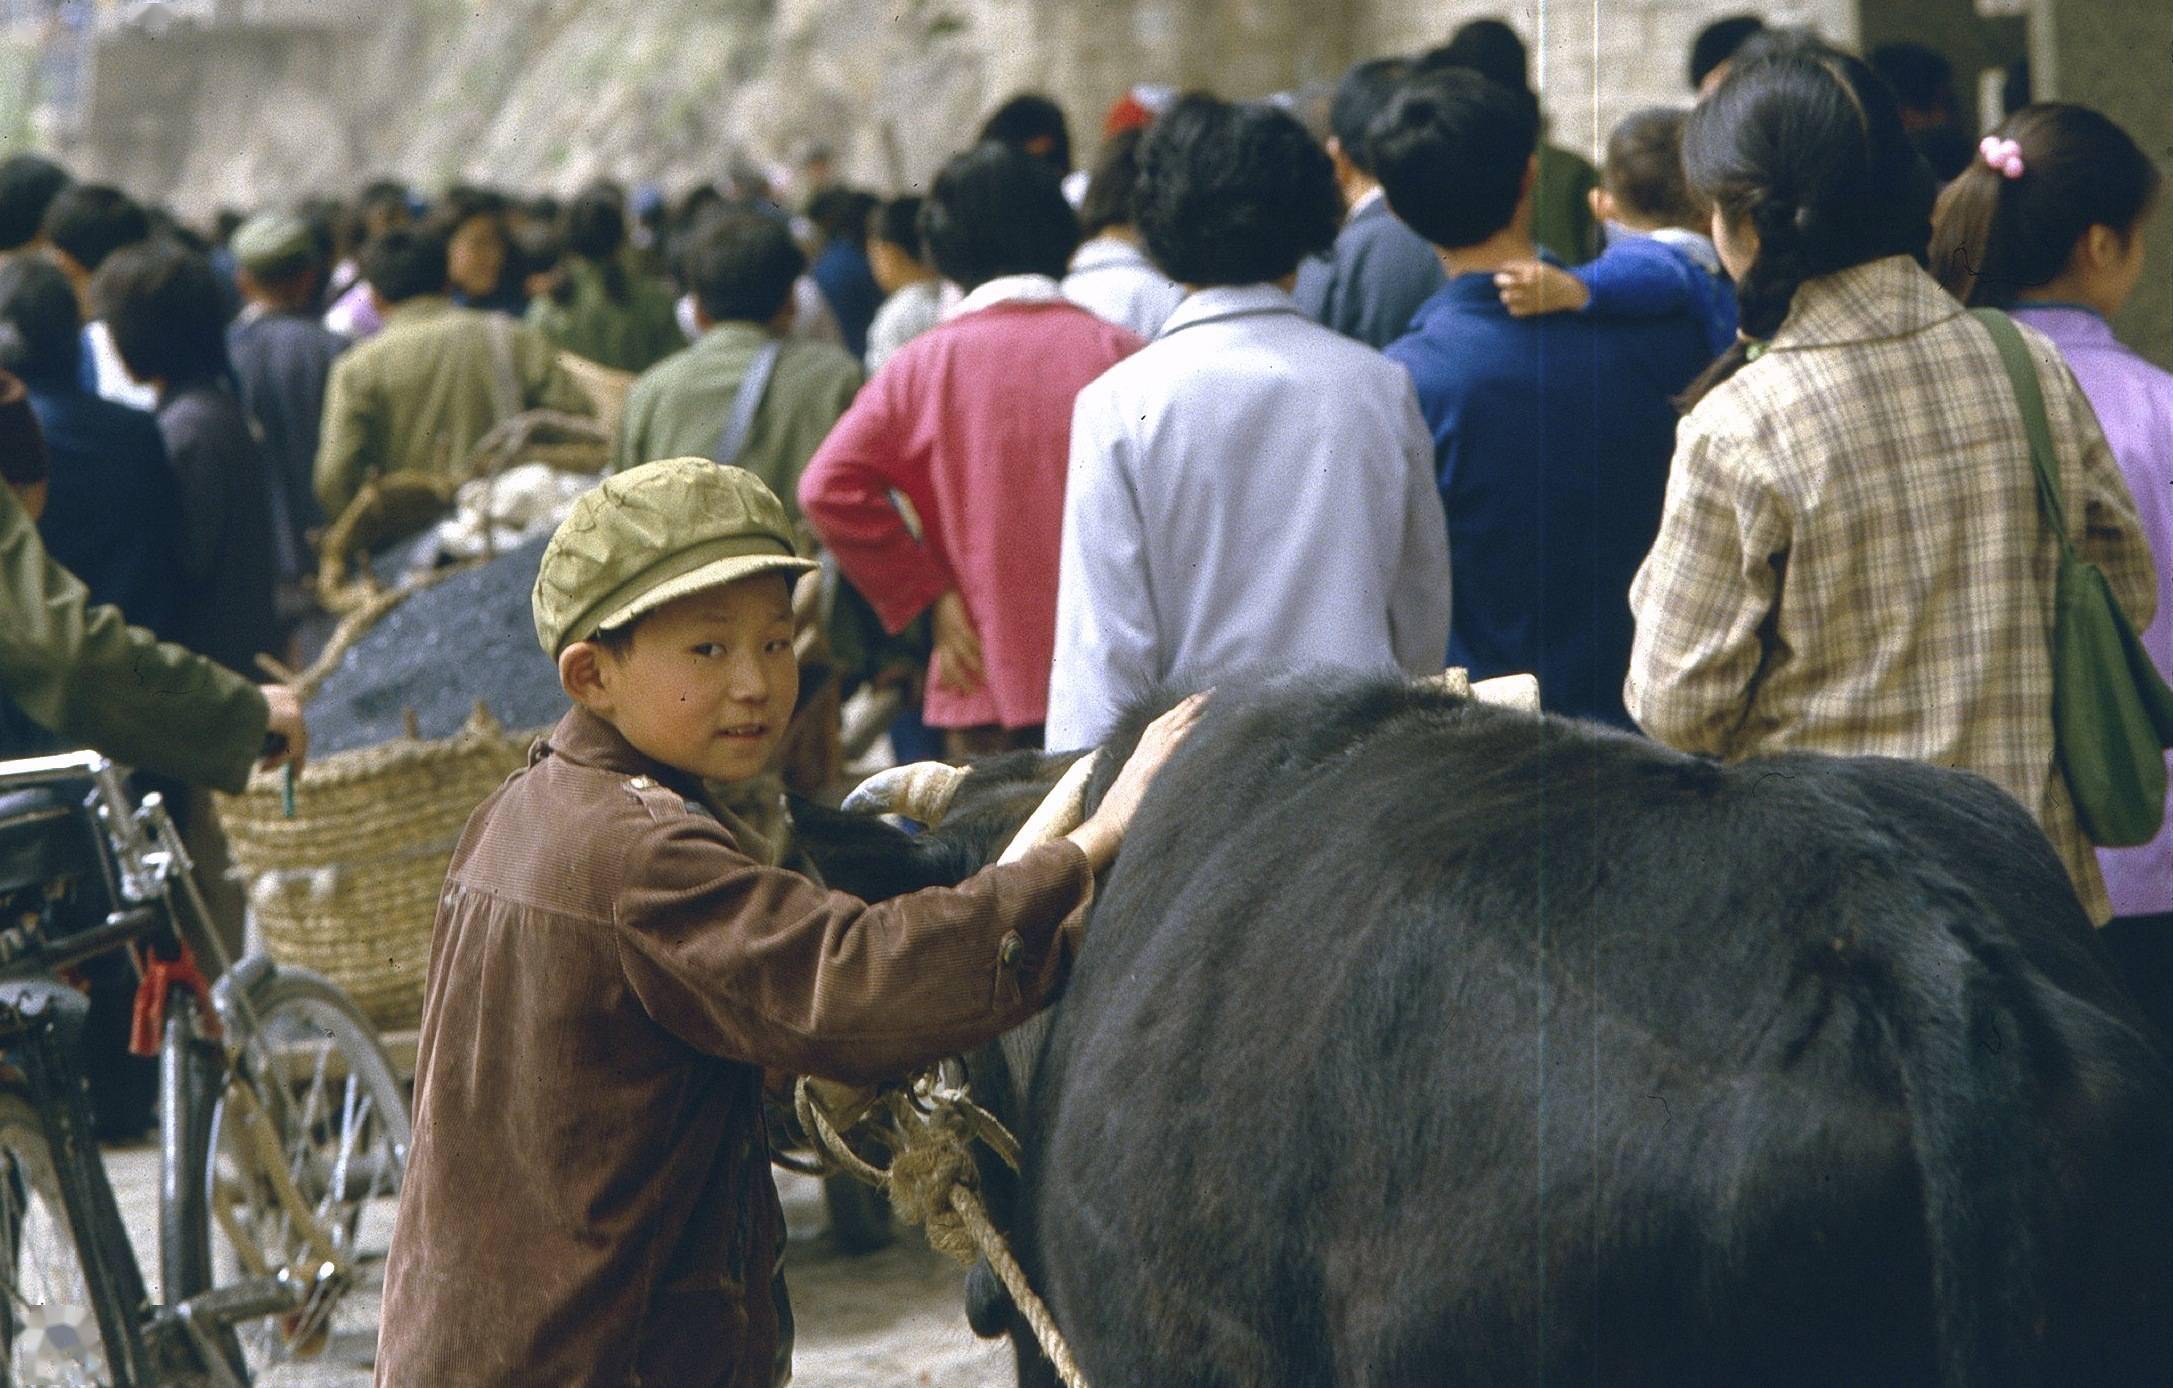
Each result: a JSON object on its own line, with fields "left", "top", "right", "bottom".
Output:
{"left": 1492, "top": 107, "right": 1739, "bottom": 359}
{"left": 1932, "top": 101, "right": 2170, "bottom": 1043}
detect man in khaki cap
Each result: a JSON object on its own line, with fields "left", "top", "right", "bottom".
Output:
{"left": 228, "top": 211, "right": 348, "bottom": 595}
{"left": 377, "top": 457, "right": 1201, "bottom": 1388}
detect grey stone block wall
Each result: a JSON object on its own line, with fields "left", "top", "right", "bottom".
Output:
{"left": 48, "top": 0, "right": 1862, "bottom": 215}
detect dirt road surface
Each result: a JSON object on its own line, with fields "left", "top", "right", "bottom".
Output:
{"left": 103, "top": 1148, "right": 1013, "bottom": 1386}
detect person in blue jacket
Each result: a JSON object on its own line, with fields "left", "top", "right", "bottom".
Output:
{"left": 1377, "top": 74, "right": 1713, "bottom": 728}
{"left": 1492, "top": 107, "right": 1740, "bottom": 359}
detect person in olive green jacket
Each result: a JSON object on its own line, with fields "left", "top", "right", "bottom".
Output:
{"left": 0, "top": 369, "right": 305, "bottom": 792}
{"left": 614, "top": 211, "right": 862, "bottom": 533}
{"left": 315, "top": 227, "right": 592, "bottom": 522}
{"left": 526, "top": 186, "right": 683, "bottom": 375}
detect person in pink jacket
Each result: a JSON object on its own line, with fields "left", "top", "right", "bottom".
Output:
{"left": 800, "top": 142, "right": 1143, "bottom": 755}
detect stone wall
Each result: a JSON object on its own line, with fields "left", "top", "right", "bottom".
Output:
{"left": 57, "top": 0, "right": 1861, "bottom": 209}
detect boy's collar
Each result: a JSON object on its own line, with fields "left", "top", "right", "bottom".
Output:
{"left": 544, "top": 705, "right": 705, "bottom": 799}
{"left": 544, "top": 705, "right": 792, "bottom": 865}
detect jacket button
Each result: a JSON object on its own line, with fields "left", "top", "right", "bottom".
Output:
{"left": 998, "top": 932, "right": 1024, "bottom": 968}
{"left": 628, "top": 775, "right": 655, "bottom": 790}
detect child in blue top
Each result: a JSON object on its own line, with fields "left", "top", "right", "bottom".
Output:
{"left": 1493, "top": 107, "right": 1739, "bottom": 356}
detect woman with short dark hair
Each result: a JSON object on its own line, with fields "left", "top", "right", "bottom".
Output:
{"left": 917, "top": 141, "right": 1081, "bottom": 292}
{"left": 429, "top": 186, "right": 524, "bottom": 317}
{"left": 800, "top": 142, "right": 1141, "bottom": 756}
{"left": 1048, "top": 92, "right": 1450, "bottom": 749}
{"left": 862, "top": 194, "right": 943, "bottom": 375}
{"left": 1061, "top": 127, "right": 1186, "bottom": 339}
{"left": 1626, "top": 48, "right": 2155, "bottom": 926}
{"left": 0, "top": 252, "right": 181, "bottom": 641}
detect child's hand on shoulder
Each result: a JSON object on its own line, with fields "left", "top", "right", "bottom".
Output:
{"left": 1494, "top": 260, "right": 1589, "bottom": 318}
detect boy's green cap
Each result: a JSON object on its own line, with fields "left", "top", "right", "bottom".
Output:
{"left": 533, "top": 458, "right": 818, "bottom": 657}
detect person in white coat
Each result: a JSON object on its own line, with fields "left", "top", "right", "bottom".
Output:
{"left": 1048, "top": 94, "right": 1453, "bottom": 750}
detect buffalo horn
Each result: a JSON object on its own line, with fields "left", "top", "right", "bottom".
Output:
{"left": 1471, "top": 672, "right": 1541, "bottom": 712}
{"left": 997, "top": 752, "right": 1101, "bottom": 865}
{"left": 841, "top": 761, "right": 969, "bottom": 824}
{"left": 1429, "top": 667, "right": 1543, "bottom": 714}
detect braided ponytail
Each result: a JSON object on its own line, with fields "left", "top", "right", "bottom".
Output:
{"left": 1737, "top": 200, "right": 1819, "bottom": 339}
{"left": 1678, "top": 45, "right": 1935, "bottom": 408}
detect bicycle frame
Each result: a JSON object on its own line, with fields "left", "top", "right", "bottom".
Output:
{"left": 0, "top": 751, "right": 365, "bottom": 1386}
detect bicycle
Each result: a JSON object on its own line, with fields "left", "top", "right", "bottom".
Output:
{"left": 0, "top": 749, "right": 410, "bottom": 1386}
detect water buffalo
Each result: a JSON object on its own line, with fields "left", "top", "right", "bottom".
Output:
{"left": 795, "top": 673, "right": 2173, "bottom": 1388}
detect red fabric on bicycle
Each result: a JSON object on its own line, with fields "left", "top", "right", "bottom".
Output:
{"left": 129, "top": 947, "right": 219, "bottom": 1058}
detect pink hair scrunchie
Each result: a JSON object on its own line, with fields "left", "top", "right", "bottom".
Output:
{"left": 1980, "top": 136, "right": 2026, "bottom": 180}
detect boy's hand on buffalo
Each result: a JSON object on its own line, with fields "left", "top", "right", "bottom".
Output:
{"left": 1066, "top": 692, "right": 1209, "bottom": 870}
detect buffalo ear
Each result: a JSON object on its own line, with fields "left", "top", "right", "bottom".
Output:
{"left": 963, "top": 1257, "right": 1013, "bottom": 1338}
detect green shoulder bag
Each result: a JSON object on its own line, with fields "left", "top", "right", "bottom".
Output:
{"left": 1976, "top": 307, "right": 2173, "bottom": 847}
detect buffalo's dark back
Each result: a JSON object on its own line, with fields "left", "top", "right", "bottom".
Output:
{"left": 999, "top": 676, "right": 2171, "bottom": 1387}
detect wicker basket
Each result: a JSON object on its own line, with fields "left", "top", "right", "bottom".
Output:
{"left": 314, "top": 410, "right": 611, "bottom": 616}
{"left": 315, "top": 474, "right": 458, "bottom": 616}
{"left": 216, "top": 709, "right": 537, "bottom": 1031}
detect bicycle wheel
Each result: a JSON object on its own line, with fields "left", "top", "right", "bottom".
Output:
{"left": 167, "top": 965, "right": 409, "bottom": 1381}
{"left": 0, "top": 1087, "right": 108, "bottom": 1387}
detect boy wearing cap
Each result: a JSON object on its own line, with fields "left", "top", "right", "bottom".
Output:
{"left": 376, "top": 457, "right": 1197, "bottom": 1388}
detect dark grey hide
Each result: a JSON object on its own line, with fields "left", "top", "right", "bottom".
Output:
{"left": 794, "top": 673, "right": 2173, "bottom": 1388}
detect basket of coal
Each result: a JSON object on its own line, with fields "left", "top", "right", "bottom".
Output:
{"left": 218, "top": 534, "right": 569, "bottom": 1030}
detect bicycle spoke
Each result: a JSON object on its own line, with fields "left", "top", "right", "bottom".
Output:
{"left": 201, "top": 986, "right": 408, "bottom": 1382}
{"left": 0, "top": 1123, "right": 106, "bottom": 1387}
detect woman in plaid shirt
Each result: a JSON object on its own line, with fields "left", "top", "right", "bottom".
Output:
{"left": 1625, "top": 43, "right": 2155, "bottom": 924}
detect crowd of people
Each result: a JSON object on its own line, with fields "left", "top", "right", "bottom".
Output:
{"left": 0, "top": 10, "right": 2169, "bottom": 1382}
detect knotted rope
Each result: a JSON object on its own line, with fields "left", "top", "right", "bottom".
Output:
{"left": 793, "top": 1071, "right": 1091, "bottom": 1388}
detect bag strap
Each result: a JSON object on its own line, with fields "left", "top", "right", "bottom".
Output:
{"left": 1973, "top": 307, "right": 2074, "bottom": 555}
{"left": 713, "top": 337, "right": 784, "bottom": 469}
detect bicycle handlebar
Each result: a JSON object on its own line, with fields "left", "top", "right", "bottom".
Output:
{"left": 0, "top": 748, "right": 236, "bottom": 979}
{"left": 0, "top": 749, "right": 106, "bottom": 792}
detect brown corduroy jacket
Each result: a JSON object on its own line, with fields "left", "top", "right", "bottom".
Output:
{"left": 375, "top": 706, "right": 1094, "bottom": 1387}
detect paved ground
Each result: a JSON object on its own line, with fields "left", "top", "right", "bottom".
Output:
{"left": 100, "top": 1146, "right": 1012, "bottom": 1386}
